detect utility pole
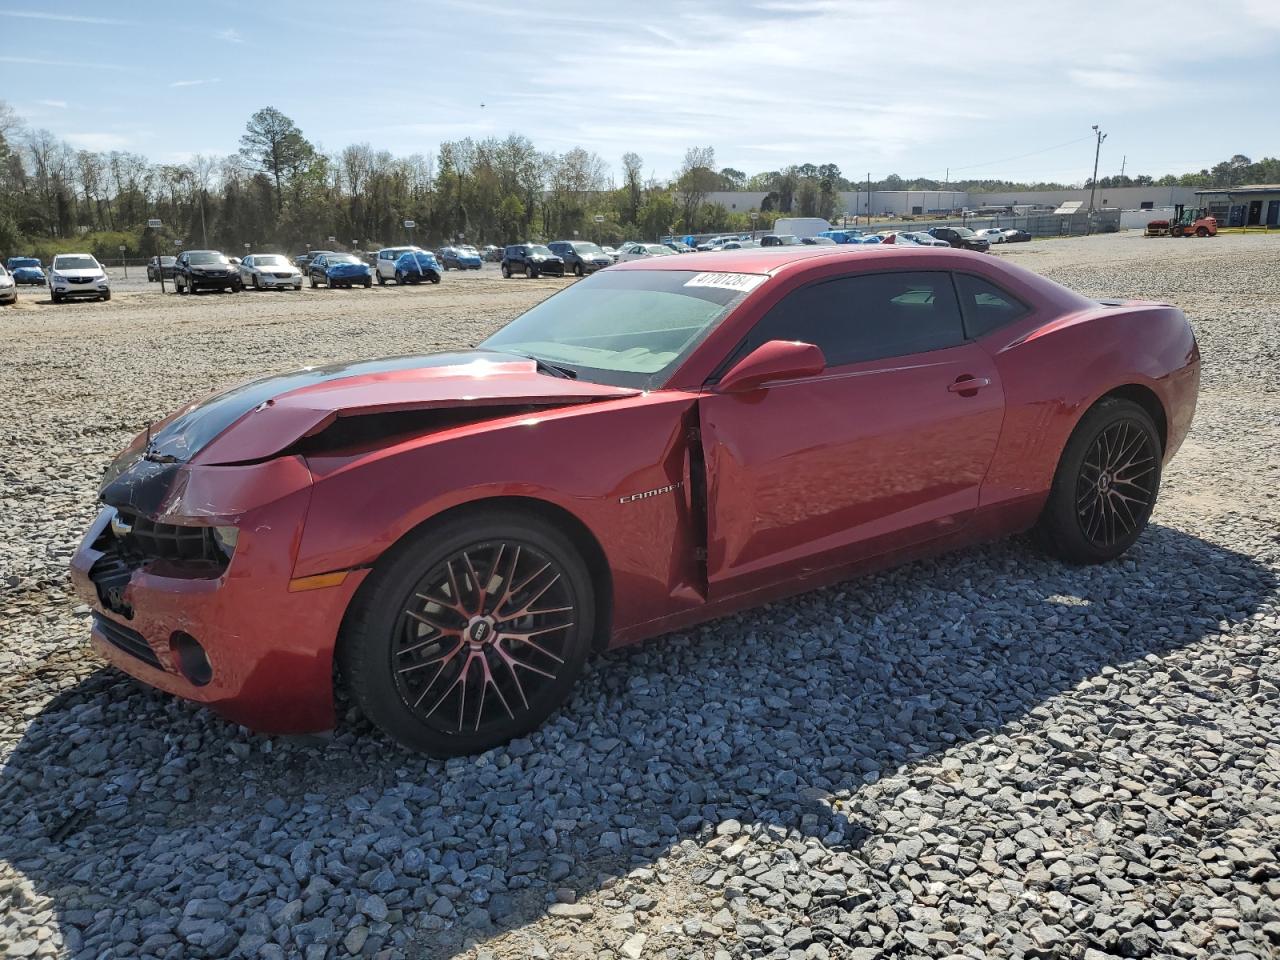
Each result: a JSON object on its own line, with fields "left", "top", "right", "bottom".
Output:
{"left": 866, "top": 171, "right": 872, "bottom": 222}
{"left": 1119, "top": 155, "right": 1126, "bottom": 180}
{"left": 1088, "top": 124, "right": 1107, "bottom": 214}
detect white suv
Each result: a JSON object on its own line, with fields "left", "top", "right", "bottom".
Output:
{"left": 50, "top": 253, "right": 111, "bottom": 302}
{"left": 375, "top": 246, "right": 422, "bottom": 284}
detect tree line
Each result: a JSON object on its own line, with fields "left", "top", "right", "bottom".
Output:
{"left": 1, "top": 101, "right": 1275, "bottom": 261}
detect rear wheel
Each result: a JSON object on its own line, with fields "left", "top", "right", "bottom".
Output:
{"left": 1035, "top": 397, "right": 1161, "bottom": 564}
{"left": 501, "top": 264, "right": 511, "bottom": 279}
{"left": 339, "top": 511, "right": 595, "bottom": 756}
{"left": 1195, "top": 226, "right": 1209, "bottom": 238}
{"left": 310, "top": 274, "right": 318, "bottom": 289}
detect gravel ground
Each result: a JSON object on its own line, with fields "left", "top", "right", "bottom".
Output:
{"left": 1, "top": 234, "right": 1278, "bottom": 960}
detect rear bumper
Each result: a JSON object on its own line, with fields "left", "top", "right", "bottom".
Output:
{"left": 69, "top": 466, "right": 367, "bottom": 735}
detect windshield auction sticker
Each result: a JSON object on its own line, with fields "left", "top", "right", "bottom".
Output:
{"left": 684, "top": 272, "right": 767, "bottom": 293}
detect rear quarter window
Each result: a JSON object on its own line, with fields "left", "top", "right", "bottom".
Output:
{"left": 954, "top": 273, "right": 1031, "bottom": 338}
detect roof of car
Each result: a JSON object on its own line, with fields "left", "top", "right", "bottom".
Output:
{"left": 611, "top": 244, "right": 967, "bottom": 274}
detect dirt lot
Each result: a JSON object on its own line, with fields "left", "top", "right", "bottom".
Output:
{"left": 1, "top": 234, "right": 1278, "bottom": 960}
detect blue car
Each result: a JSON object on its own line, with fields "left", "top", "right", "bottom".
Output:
{"left": 818, "top": 229, "right": 863, "bottom": 244}
{"left": 308, "top": 252, "right": 373, "bottom": 289}
{"left": 438, "top": 246, "right": 482, "bottom": 270}
{"left": 393, "top": 251, "right": 442, "bottom": 285}
{"left": 5, "top": 257, "right": 46, "bottom": 285}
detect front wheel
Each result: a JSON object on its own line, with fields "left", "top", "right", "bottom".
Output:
{"left": 1195, "top": 226, "right": 1209, "bottom": 238}
{"left": 574, "top": 263, "right": 584, "bottom": 277}
{"left": 339, "top": 511, "right": 595, "bottom": 756}
{"left": 364, "top": 278, "right": 373, "bottom": 288}
{"left": 378, "top": 272, "right": 386, "bottom": 285}
{"left": 429, "top": 272, "right": 441, "bottom": 284}
{"left": 101, "top": 289, "right": 111, "bottom": 302}
{"left": 1035, "top": 397, "right": 1161, "bottom": 564}
{"left": 310, "top": 275, "right": 318, "bottom": 288}
{"left": 501, "top": 264, "right": 511, "bottom": 279}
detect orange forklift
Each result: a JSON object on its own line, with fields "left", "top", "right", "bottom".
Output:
{"left": 1146, "top": 204, "right": 1218, "bottom": 238}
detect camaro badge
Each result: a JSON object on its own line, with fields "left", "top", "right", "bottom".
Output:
{"left": 619, "top": 481, "right": 684, "bottom": 504}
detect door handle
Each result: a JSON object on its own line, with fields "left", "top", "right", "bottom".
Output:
{"left": 948, "top": 376, "right": 991, "bottom": 394}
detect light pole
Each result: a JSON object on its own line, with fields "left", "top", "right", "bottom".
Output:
{"left": 119, "top": 244, "right": 127, "bottom": 280}
{"left": 147, "top": 218, "right": 165, "bottom": 292}
{"left": 1088, "top": 124, "right": 1107, "bottom": 215}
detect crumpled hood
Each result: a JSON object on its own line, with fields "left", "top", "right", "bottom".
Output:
{"left": 104, "top": 350, "right": 639, "bottom": 476}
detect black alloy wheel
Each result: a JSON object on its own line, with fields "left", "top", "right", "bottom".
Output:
{"left": 1036, "top": 397, "right": 1161, "bottom": 563}
{"left": 340, "top": 512, "right": 594, "bottom": 756}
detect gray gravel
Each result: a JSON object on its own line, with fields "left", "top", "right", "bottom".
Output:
{"left": 2, "top": 233, "right": 1278, "bottom": 959}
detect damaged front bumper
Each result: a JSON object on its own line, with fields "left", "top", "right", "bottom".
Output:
{"left": 70, "top": 455, "right": 365, "bottom": 734}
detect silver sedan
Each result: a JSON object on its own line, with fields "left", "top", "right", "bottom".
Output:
{"left": 239, "top": 253, "right": 304, "bottom": 290}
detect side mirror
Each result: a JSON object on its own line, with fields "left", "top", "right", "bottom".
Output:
{"left": 717, "top": 340, "right": 825, "bottom": 393}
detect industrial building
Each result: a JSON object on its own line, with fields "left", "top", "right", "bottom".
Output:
{"left": 703, "top": 186, "right": 1200, "bottom": 219}
{"left": 1195, "top": 184, "right": 1280, "bottom": 227}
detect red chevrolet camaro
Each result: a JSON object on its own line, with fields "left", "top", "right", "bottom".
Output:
{"left": 72, "top": 246, "right": 1200, "bottom": 755}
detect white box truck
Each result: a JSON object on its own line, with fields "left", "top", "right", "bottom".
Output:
{"left": 771, "top": 217, "right": 831, "bottom": 238}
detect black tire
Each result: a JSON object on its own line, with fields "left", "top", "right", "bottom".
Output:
{"left": 430, "top": 272, "right": 441, "bottom": 284}
{"left": 395, "top": 270, "right": 405, "bottom": 285}
{"left": 1035, "top": 397, "right": 1162, "bottom": 564}
{"left": 1195, "top": 226, "right": 1209, "bottom": 238}
{"left": 310, "top": 274, "right": 318, "bottom": 289}
{"left": 364, "top": 278, "right": 372, "bottom": 288}
{"left": 378, "top": 272, "right": 386, "bottom": 285}
{"left": 501, "top": 264, "right": 510, "bottom": 279}
{"left": 338, "top": 510, "right": 595, "bottom": 756}
{"left": 574, "top": 262, "right": 584, "bottom": 277}
{"left": 253, "top": 275, "right": 262, "bottom": 290}
{"left": 51, "top": 292, "right": 63, "bottom": 304}
{"left": 177, "top": 277, "right": 188, "bottom": 295}
{"left": 101, "top": 289, "right": 111, "bottom": 302}
{"left": 529, "top": 268, "right": 539, "bottom": 279}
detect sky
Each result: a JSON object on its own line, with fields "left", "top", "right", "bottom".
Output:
{"left": 3, "top": 0, "right": 1279, "bottom": 185}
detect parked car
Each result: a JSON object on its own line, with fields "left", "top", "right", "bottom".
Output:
{"left": 601, "top": 245, "right": 620, "bottom": 262}
{"left": 695, "top": 236, "right": 736, "bottom": 252}
{"left": 661, "top": 239, "right": 695, "bottom": 253}
{"left": 375, "top": 246, "right": 422, "bottom": 284}
{"left": 901, "top": 231, "right": 951, "bottom": 247}
{"left": 0, "top": 264, "right": 16, "bottom": 305}
{"left": 174, "top": 250, "right": 241, "bottom": 295}
{"left": 615, "top": 243, "right": 678, "bottom": 262}
{"left": 6, "top": 256, "right": 46, "bottom": 285}
{"left": 439, "top": 246, "right": 483, "bottom": 270}
{"left": 295, "top": 250, "right": 333, "bottom": 272}
{"left": 928, "top": 227, "right": 990, "bottom": 253}
{"left": 393, "top": 250, "right": 442, "bottom": 285}
{"left": 147, "top": 256, "right": 178, "bottom": 282}
{"left": 547, "top": 240, "right": 612, "bottom": 276}
{"left": 71, "top": 245, "right": 1200, "bottom": 756}
{"left": 479, "top": 245, "right": 501, "bottom": 262}
{"left": 759, "top": 234, "right": 800, "bottom": 247}
{"left": 1001, "top": 229, "right": 1032, "bottom": 243}
{"left": 309, "top": 253, "right": 374, "bottom": 289}
{"left": 818, "top": 230, "right": 863, "bottom": 244}
{"left": 49, "top": 253, "right": 112, "bottom": 302}
{"left": 239, "top": 253, "right": 303, "bottom": 290}
{"left": 501, "top": 244, "right": 565, "bottom": 278}
{"left": 877, "top": 232, "right": 921, "bottom": 246}
{"left": 800, "top": 236, "right": 838, "bottom": 246}
{"left": 972, "top": 228, "right": 1007, "bottom": 245}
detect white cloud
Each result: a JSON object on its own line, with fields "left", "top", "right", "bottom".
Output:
{"left": 36, "top": 99, "right": 68, "bottom": 109}
{"left": 215, "top": 28, "right": 243, "bottom": 43}
{"left": 0, "top": 10, "right": 133, "bottom": 25}
{"left": 170, "top": 78, "right": 221, "bottom": 88}
{"left": 64, "top": 132, "right": 132, "bottom": 151}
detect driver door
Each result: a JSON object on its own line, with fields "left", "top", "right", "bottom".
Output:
{"left": 698, "top": 270, "right": 1005, "bottom": 599}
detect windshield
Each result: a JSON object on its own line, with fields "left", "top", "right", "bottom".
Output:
{"left": 53, "top": 255, "right": 98, "bottom": 270}
{"left": 11, "top": 258, "right": 39, "bottom": 268}
{"left": 572, "top": 242, "right": 603, "bottom": 254}
{"left": 328, "top": 254, "right": 361, "bottom": 265}
{"left": 530, "top": 245, "right": 555, "bottom": 257}
{"left": 403, "top": 253, "right": 436, "bottom": 267}
{"left": 255, "top": 255, "right": 288, "bottom": 267}
{"left": 481, "top": 269, "right": 756, "bottom": 388}
{"left": 188, "top": 252, "right": 228, "bottom": 265}
{"left": 953, "top": 228, "right": 975, "bottom": 237}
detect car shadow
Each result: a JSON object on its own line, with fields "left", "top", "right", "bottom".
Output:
{"left": 1, "top": 522, "right": 1273, "bottom": 958}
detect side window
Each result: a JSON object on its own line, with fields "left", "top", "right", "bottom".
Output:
{"left": 737, "top": 271, "right": 966, "bottom": 369}
{"left": 953, "top": 273, "right": 1030, "bottom": 338}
